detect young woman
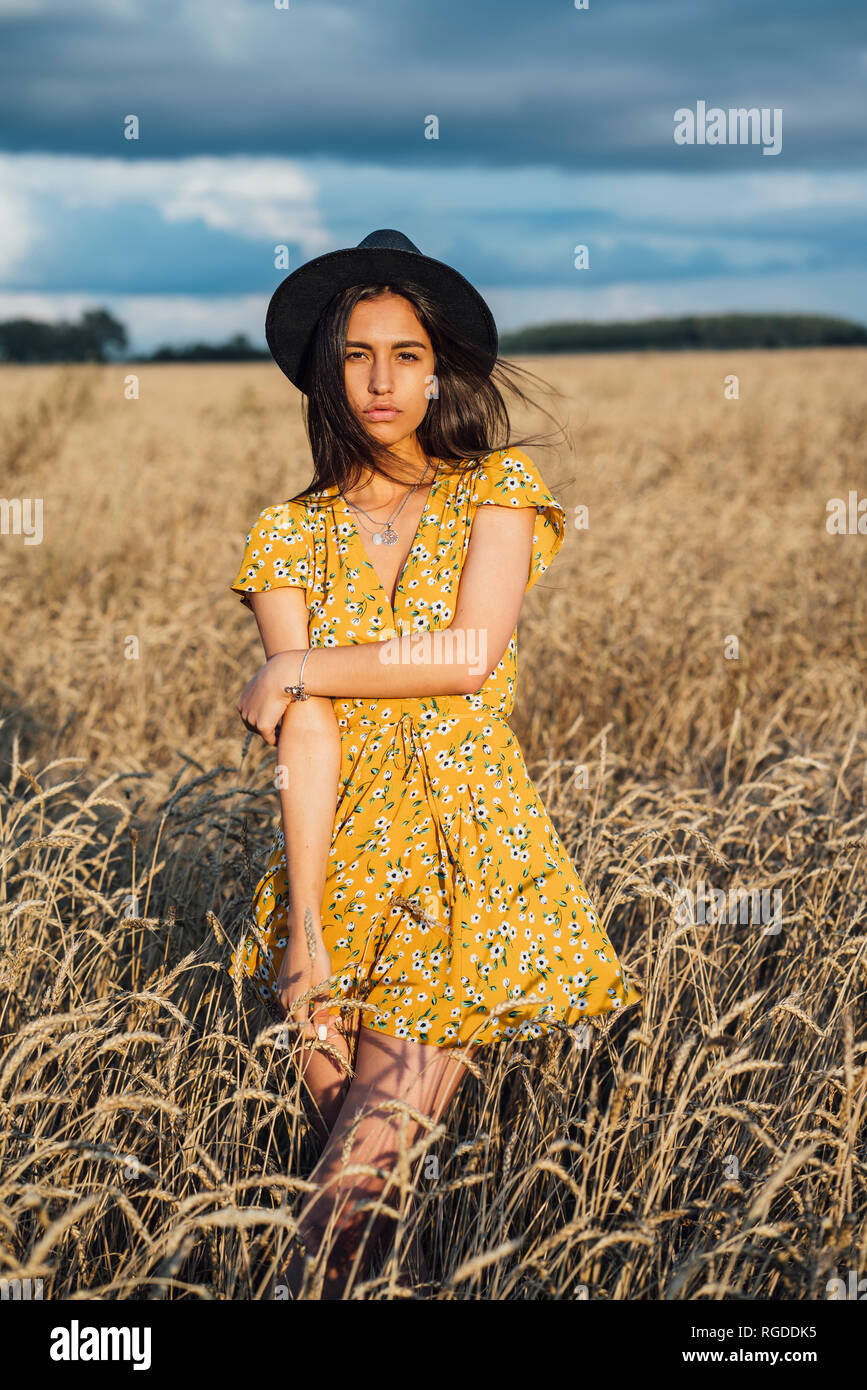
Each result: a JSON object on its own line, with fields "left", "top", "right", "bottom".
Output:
{"left": 229, "top": 229, "right": 642, "bottom": 1298}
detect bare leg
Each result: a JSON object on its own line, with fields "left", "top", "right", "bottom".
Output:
{"left": 277, "top": 1026, "right": 475, "bottom": 1299}
{"left": 266, "top": 999, "right": 359, "bottom": 1299}
{"left": 292, "top": 1001, "right": 360, "bottom": 1143}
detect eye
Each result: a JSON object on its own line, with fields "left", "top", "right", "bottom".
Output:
{"left": 397, "top": 351, "right": 420, "bottom": 361}
{"left": 344, "top": 350, "right": 366, "bottom": 360}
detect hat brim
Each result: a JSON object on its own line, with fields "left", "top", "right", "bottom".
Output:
{"left": 265, "top": 246, "right": 498, "bottom": 388}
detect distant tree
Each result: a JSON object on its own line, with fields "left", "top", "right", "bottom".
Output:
{"left": 76, "top": 309, "right": 128, "bottom": 359}
{"left": 499, "top": 312, "right": 867, "bottom": 355}
{"left": 146, "top": 332, "right": 268, "bottom": 362}
{"left": 0, "top": 307, "right": 128, "bottom": 363}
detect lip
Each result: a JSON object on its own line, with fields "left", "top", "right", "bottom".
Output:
{"left": 364, "top": 404, "right": 401, "bottom": 417}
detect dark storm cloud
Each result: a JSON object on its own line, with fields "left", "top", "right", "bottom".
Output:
{"left": 0, "top": 0, "right": 864, "bottom": 169}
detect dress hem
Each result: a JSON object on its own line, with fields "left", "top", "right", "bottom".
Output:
{"left": 230, "top": 959, "right": 643, "bottom": 1051}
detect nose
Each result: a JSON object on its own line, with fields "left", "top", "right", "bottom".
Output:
{"left": 368, "top": 353, "right": 394, "bottom": 395}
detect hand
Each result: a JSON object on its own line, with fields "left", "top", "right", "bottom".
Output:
{"left": 275, "top": 917, "right": 340, "bottom": 1049}
{"left": 237, "top": 650, "right": 306, "bottom": 746}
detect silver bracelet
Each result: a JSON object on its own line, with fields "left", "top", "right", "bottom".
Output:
{"left": 283, "top": 647, "right": 313, "bottom": 702}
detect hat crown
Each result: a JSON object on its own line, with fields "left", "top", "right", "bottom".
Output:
{"left": 355, "top": 228, "right": 422, "bottom": 255}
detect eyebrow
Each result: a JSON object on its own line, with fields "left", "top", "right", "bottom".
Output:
{"left": 345, "top": 339, "right": 428, "bottom": 350}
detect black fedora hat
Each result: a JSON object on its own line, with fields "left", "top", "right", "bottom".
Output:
{"left": 265, "top": 228, "right": 498, "bottom": 389}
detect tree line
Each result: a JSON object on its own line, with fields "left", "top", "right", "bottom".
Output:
{"left": 499, "top": 312, "right": 867, "bottom": 353}
{"left": 0, "top": 307, "right": 864, "bottom": 364}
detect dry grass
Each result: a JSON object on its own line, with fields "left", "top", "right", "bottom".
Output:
{"left": 0, "top": 351, "right": 865, "bottom": 1299}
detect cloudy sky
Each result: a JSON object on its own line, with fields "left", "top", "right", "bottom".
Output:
{"left": 1, "top": 0, "right": 864, "bottom": 352}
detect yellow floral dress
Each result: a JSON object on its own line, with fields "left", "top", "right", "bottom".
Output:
{"left": 228, "top": 446, "right": 642, "bottom": 1046}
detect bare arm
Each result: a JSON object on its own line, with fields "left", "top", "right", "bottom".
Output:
{"left": 245, "top": 586, "right": 341, "bottom": 937}
{"left": 237, "top": 504, "right": 537, "bottom": 741}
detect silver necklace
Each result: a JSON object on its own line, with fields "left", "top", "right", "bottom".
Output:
{"left": 340, "top": 454, "right": 435, "bottom": 547}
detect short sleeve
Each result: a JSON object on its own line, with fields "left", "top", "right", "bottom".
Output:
{"left": 229, "top": 501, "right": 311, "bottom": 610}
{"left": 471, "top": 447, "right": 566, "bottom": 592}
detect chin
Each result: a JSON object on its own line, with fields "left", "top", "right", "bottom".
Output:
{"left": 359, "top": 418, "right": 415, "bottom": 441}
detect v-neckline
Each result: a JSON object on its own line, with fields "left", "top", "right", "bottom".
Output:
{"left": 338, "top": 461, "right": 441, "bottom": 617}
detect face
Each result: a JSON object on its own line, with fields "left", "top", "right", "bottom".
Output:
{"left": 343, "top": 292, "right": 436, "bottom": 446}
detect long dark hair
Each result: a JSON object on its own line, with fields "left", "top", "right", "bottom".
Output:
{"left": 289, "top": 281, "right": 566, "bottom": 506}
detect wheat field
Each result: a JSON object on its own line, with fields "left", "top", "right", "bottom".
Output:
{"left": 0, "top": 350, "right": 865, "bottom": 1300}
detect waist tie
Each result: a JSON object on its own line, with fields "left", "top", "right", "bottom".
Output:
{"left": 340, "top": 704, "right": 508, "bottom": 896}
{"left": 388, "top": 710, "right": 465, "bottom": 896}
{"left": 396, "top": 710, "right": 427, "bottom": 783}
{"left": 338, "top": 695, "right": 511, "bottom": 735}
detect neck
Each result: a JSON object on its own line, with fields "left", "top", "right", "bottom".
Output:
{"left": 348, "top": 437, "right": 434, "bottom": 505}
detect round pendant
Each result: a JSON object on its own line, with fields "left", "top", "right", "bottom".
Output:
{"left": 380, "top": 525, "right": 399, "bottom": 546}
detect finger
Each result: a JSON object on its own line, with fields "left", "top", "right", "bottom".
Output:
{"left": 310, "top": 1002, "right": 340, "bottom": 1038}
{"left": 310, "top": 1017, "right": 333, "bottom": 1043}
